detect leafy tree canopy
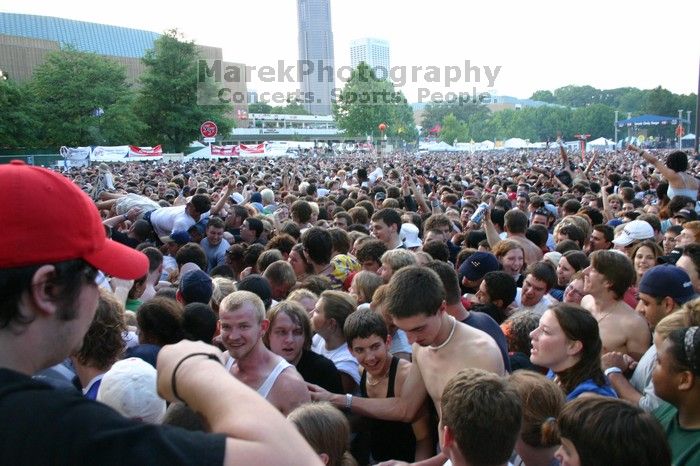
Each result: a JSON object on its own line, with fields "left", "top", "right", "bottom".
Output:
{"left": 136, "top": 30, "right": 234, "bottom": 152}
{"left": 334, "top": 62, "right": 417, "bottom": 141}
{"left": 28, "top": 47, "right": 136, "bottom": 147}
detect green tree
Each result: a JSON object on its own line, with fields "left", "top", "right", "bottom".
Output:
{"left": 28, "top": 48, "right": 138, "bottom": 147}
{"left": 530, "top": 90, "right": 556, "bottom": 103}
{"left": 0, "top": 79, "right": 40, "bottom": 149}
{"left": 440, "top": 113, "right": 467, "bottom": 144}
{"left": 553, "top": 85, "right": 600, "bottom": 108}
{"left": 421, "top": 100, "right": 490, "bottom": 134}
{"left": 571, "top": 104, "right": 615, "bottom": 138}
{"left": 137, "top": 30, "right": 234, "bottom": 152}
{"left": 334, "top": 62, "right": 417, "bottom": 141}
{"left": 644, "top": 86, "right": 680, "bottom": 116}
{"left": 99, "top": 93, "right": 148, "bottom": 145}
{"left": 616, "top": 88, "right": 646, "bottom": 113}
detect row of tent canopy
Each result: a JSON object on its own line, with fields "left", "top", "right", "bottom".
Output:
{"left": 419, "top": 137, "right": 618, "bottom": 152}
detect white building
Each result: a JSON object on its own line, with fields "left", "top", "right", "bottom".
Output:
{"left": 350, "top": 38, "right": 390, "bottom": 80}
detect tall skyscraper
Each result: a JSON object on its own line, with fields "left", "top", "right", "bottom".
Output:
{"left": 297, "top": 0, "right": 335, "bottom": 115}
{"left": 350, "top": 38, "right": 390, "bottom": 80}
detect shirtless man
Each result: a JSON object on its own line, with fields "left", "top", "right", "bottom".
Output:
{"left": 484, "top": 207, "right": 543, "bottom": 266}
{"left": 309, "top": 266, "right": 504, "bottom": 451}
{"left": 580, "top": 250, "right": 651, "bottom": 361}
{"left": 220, "top": 291, "right": 310, "bottom": 415}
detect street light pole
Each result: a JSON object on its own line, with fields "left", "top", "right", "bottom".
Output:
{"left": 679, "top": 110, "right": 684, "bottom": 150}
{"left": 614, "top": 110, "right": 619, "bottom": 148}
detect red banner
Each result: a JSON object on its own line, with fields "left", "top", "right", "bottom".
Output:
{"left": 239, "top": 143, "right": 265, "bottom": 154}
{"left": 128, "top": 145, "right": 162, "bottom": 157}
{"left": 211, "top": 145, "right": 240, "bottom": 156}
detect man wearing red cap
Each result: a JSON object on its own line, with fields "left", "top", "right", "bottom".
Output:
{"left": 0, "top": 161, "right": 320, "bottom": 466}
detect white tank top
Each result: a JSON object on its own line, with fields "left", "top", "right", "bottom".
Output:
{"left": 224, "top": 355, "right": 291, "bottom": 398}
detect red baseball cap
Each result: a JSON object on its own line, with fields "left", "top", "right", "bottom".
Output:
{"left": 0, "top": 160, "right": 148, "bottom": 279}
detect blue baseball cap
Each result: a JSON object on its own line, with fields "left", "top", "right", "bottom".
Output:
{"left": 459, "top": 252, "right": 500, "bottom": 282}
{"left": 639, "top": 265, "right": 696, "bottom": 305}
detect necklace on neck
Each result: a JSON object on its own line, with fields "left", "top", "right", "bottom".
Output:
{"left": 366, "top": 362, "right": 391, "bottom": 386}
{"left": 430, "top": 316, "right": 457, "bottom": 351}
{"left": 596, "top": 311, "right": 612, "bottom": 324}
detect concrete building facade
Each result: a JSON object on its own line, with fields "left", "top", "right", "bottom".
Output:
{"left": 296, "top": 0, "right": 335, "bottom": 115}
{"left": 0, "top": 13, "right": 248, "bottom": 121}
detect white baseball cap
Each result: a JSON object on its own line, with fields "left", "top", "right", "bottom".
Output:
{"left": 97, "top": 357, "right": 166, "bottom": 424}
{"left": 612, "top": 220, "right": 654, "bottom": 247}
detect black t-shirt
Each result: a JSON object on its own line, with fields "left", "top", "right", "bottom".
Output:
{"left": 0, "top": 369, "right": 226, "bottom": 466}
{"left": 296, "top": 350, "right": 344, "bottom": 394}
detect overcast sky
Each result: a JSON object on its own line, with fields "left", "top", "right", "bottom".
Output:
{"left": 4, "top": 0, "right": 699, "bottom": 104}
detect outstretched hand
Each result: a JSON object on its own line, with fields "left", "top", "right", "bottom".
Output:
{"left": 306, "top": 382, "right": 333, "bottom": 402}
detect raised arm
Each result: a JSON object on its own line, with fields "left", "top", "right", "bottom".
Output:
{"left": 157, "top": 341, "right": 323, "bottom": 466}
{"left": 482, "top": 205, "right": 502, "bottom": 248}
{"left": 629, "top": 145, "right": 680, "bottom": 184}
{"left": 583, "top": 151, "right": 599, "bottom": 178}
{"left": 211, "top": 179, "right": 236, "bottom": 215}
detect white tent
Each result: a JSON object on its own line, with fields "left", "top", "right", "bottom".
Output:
{"left": 503, "top": 138, "right": 528, "bottom": 149}
{"left": 421, "top": 141, "right": 459, "bottom": 152}
{"left": 682, "top": 133, "right": 696, "bottom": 141}
{"left": 587, "top": 137, "right": 616, "bottom": 152}
{"left": 587, "top": 137, "right": 615, "bottom": 147}
{"left": 479, "top": 140, "right": 495, "bottom": 150}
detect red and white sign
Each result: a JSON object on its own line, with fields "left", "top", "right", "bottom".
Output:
{"left": 200, "top": 121, "right": 218, "bottom": 138}
{"left": 210, "top": 143, "right": 265, "bottom": 157}
{"left": 211, "top": 145, "right": 240, "bottom": 157}
{"left": 239, "top": 143, "right": 265, "bottom": 155}
{"left": 128, "top": 145, "right": 162, "bottom": 157}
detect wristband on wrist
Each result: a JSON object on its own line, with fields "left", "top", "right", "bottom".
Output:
{"left": 344, "top": 393, "right": 353, "bottom": 413}
{"left": 123, "top": 214, "right": 129, "bottom": 221}
{"left": 604, "top": 366, "right": 623, "bottom": 377}
{"left": 171, "top": 352, "right": 221, "bottom": 402}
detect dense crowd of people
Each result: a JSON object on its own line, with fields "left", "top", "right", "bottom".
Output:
{"left": 2, "top": 142, "right": 700, "bottom": 466}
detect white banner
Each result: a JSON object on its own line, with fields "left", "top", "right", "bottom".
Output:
{"left": 92, "top": 146, "right": 130, "bottom": 162}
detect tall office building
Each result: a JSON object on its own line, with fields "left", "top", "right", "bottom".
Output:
{"left": 297, "top": 0, "right": 335, "bottom": 115}
{"left": 350, "top": 38, "right": 390, "bottom": 79}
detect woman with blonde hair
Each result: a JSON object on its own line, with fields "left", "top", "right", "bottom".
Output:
{"left": 654, "top": 297, "right": 700, "bottom": 348}
{"left": 288, "top": 288, "right": 319, "bottom": 315}
{"left": 288, "top": 402, "right": 358, "bottom": 466}
{"left": 349, "top": 271, "right": 383, "bottom": 306}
